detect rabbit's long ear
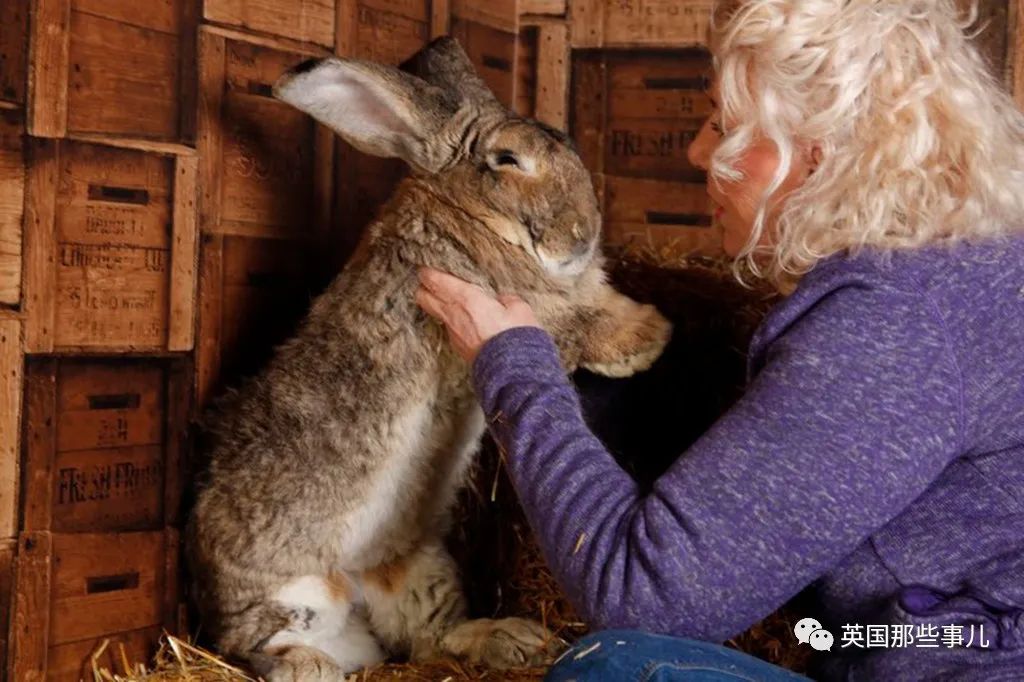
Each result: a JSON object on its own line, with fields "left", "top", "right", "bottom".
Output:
{"left": 400, "top": 36, "right": 500, "bottom": 109}
{"left": 273, "top": 58, "right": 461, "bottom": 173}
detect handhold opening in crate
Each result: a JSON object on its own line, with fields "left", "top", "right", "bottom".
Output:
{"left": 87, "top": 184, "right": 151, "bottom": 206}
{"left": 86, "top": 571, "right": 141, "bottom": 594}
{"left": 86, "top": 393, "right": 143, "bottom": 410}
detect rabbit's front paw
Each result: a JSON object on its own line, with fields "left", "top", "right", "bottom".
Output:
{"left": 441, "top": 617, "right": 566, "bottom": 668}
{"left": 580, "top": 302, "right": 672, "bottom": 378}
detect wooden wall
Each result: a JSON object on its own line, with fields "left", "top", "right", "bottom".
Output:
{"left": 0, "top": 0, "right": 1019, "bottom": 679}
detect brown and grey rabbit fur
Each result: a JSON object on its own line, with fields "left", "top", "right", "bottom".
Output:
{"left": 187, "top": 37, "right": 672, "bottom": 681}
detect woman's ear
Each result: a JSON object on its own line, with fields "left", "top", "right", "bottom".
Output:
{"left": 808, "top": 145, "right": 824, "bottom": 176}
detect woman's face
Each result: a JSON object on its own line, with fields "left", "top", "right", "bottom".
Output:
{"left": 687, "top": 85, "right": 814, "bottom": 257}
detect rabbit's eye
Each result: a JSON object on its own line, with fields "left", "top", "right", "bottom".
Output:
{"left": 487, "top": 151, "right": 522, "bottom": 171}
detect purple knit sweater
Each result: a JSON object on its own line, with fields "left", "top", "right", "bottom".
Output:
{"left": 471, "top": 236, "right": 1024, "bottom": 681}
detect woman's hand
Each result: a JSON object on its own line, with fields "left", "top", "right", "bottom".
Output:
{"left": 415, "top": 267, "right": 540, "bottom": 363}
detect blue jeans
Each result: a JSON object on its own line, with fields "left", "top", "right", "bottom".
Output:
{"left": 546, "top": 630, "right": 812, "bottom": 682}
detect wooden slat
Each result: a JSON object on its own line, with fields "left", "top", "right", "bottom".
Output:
{"left": 23, "top": 138, "right": 58, "bottom": 352}
{"left": 569, "top": 0, "right": 713, "bottom": 48}
{"left": 195, "top": 234, "right": 223, "bottom": 411}
{"left": 66, "top": 11, "right": 180, "bottom": 140}
{"left": 164, "top": 360, "right": 190, "bottom": 526}
{"left": 63, "top": 134, "right": 196, "bottom": 157}
{"left": 200, "top": 22, "right": 332, "bottom": 56}
{"left": 567, "top": 0, "right": 602, "bottom": 48}
{"left": 0, "top": 319, "right": 21, "bottom": 536}
{"left": 336, "top": 0, "right": 359, "bottom": 56}
{"left": 0, "top": 537, "right": 16, "bottom": 676}
{"left": 163, "top": 527, "right": 181, "bottom": 633}
{"left": 0, "top": 111, "right": 24, "bottom": 305}
{"left": 197, "top": 29, "right": 226, "bottom": 231}
{"left": 0, "top": 0, "right": 29, "bottom": 105}
{"left": 169, "top": 155, "right": 199, "bottom": 351}
{"left": 10, "top": 531, "right": 53, "bottom": 682}
{"left": 205, "top": 0, "right": 336, "bottom": 48}
{"left": 178, "top": 0, "right": 199, "bottom": 144}
{"left": 521, "top": 0, "right": 566, "bottom": 16}
{"left": 431, "top": 0, "right": 451, "bottom": 38}
{"left": 22, "top": 360, "right": 57, "bottom": 532}
{"left": 534, "top": 21, "right": 569, "bottom": 129}
{"left": 27, "top": 0, "right": 71, "bottom": 137}
{"left": 451, "top": 0, "right": 519, "bottom": 32}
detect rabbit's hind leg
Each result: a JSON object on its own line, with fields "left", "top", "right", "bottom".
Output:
{"left": 244, "top": 574, "right": 386, "bottom": 681}
{"left": 362, "top": 543, "right": 563, "bottom": 669}
{"left": 362, "top": 542, "right": 467, "bottom": 661}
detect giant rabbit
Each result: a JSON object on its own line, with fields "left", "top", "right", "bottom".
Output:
{"left": 187, "top": 37, "right": 672, "bottom": 681}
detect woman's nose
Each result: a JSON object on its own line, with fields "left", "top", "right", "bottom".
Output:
{"left": 687, "top": 121, "right": 714, "bottom": 171}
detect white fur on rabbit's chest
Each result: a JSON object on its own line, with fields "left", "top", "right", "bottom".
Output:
{"left": 332, "top": 396, "right": 485, "bottom": 568}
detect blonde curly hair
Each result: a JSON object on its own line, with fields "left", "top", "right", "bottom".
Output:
{"left": 710, "top": 0, "right": 1024, "bottom": 283}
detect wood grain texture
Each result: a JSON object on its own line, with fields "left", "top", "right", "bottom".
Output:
{"left": 49, "top": 531, "right": 165, "bottom": 644}
{"left": 10, "top": 532, "right": 53, "bottom": 682}
{"left": 195, "top": 234, "right": 223, "bottom": 411}
{"left": 27, "top": 0, "right": 70, "bottom": 137}
{"left": 0, "top": 0, "right": 29, "bottom": 105}
{"left": 431, "top": 0, "right": 451, "bottom": 37}
{"left": 169, "top": 155, "right": 199, "bottom": 351}
{"left": 66, "top": 10, "right": 180, "bottom": 140}
{"left": 205, "top": 0, "right": 336, "bottom": 48}
{"left": 52, "top": 142, "right": 173, "bottom": 351}
{"left": 0, "top": 537, "right": 15, "bottom": 677}
{"left": 23, "top": 138, "right": 58, "bottom": 352}
{"left": 452, "top": 0, "right": 519, "bottom": 32}
{"left": 570, "top": 0, "right": 712, "bottom": 48}
{"left": 0, "top": 111, "right": 24, "bottom": 305}
{"left": 0, "top": 319, "right": 21, "bottom": 537}
{"left": 534, "top": 21, "right": 569, "bottom": 129}
{"left": 22, "top": 360, "right": 57, "bottom": 533}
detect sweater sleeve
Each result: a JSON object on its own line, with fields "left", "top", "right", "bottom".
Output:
{"left": 471, "top": 284, "right": 965, "bottom": 642}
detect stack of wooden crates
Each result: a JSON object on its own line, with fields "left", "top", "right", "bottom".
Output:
{"left": 0, "top": 0, "right": 1017, "bottom": 679}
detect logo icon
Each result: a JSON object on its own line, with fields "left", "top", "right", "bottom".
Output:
{"left": 795, "top": 617, "right": 834, "bottom": 652}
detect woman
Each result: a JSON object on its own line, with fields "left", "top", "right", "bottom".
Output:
{"left": 416, "top": 1, "right": 1024, "bottom": 680}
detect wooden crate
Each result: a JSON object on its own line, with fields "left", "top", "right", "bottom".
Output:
{"left": 569, "top": 0, "right": 712, "bottom": 48}
{"left": 22, "top": 140, "right": 199, "bottom": 353}
{"left": 205, "top": 0, "right": 336, "bottom": 49}
{"left": 27, "top": 0, "right": 199, "bottom": 143}
{"left": 573, "top": 49, "right": 721, "bottom": 258}
{"left": 21, "top": 357, "right": 190, "bottom": 534}
{"left": 10, "top": 529, "right": 180, "bottom": 682}
{"left": 0, "top": 0, "right": 29, "bottom": 107}
{"left": 0, "top": 109, "right": 24, "bottom": 307}
{"left": 196, "top": 234, "right": 327, "bottom": 408}
{"left": 197, "top": 26, "right": 334, "bottom": 243}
